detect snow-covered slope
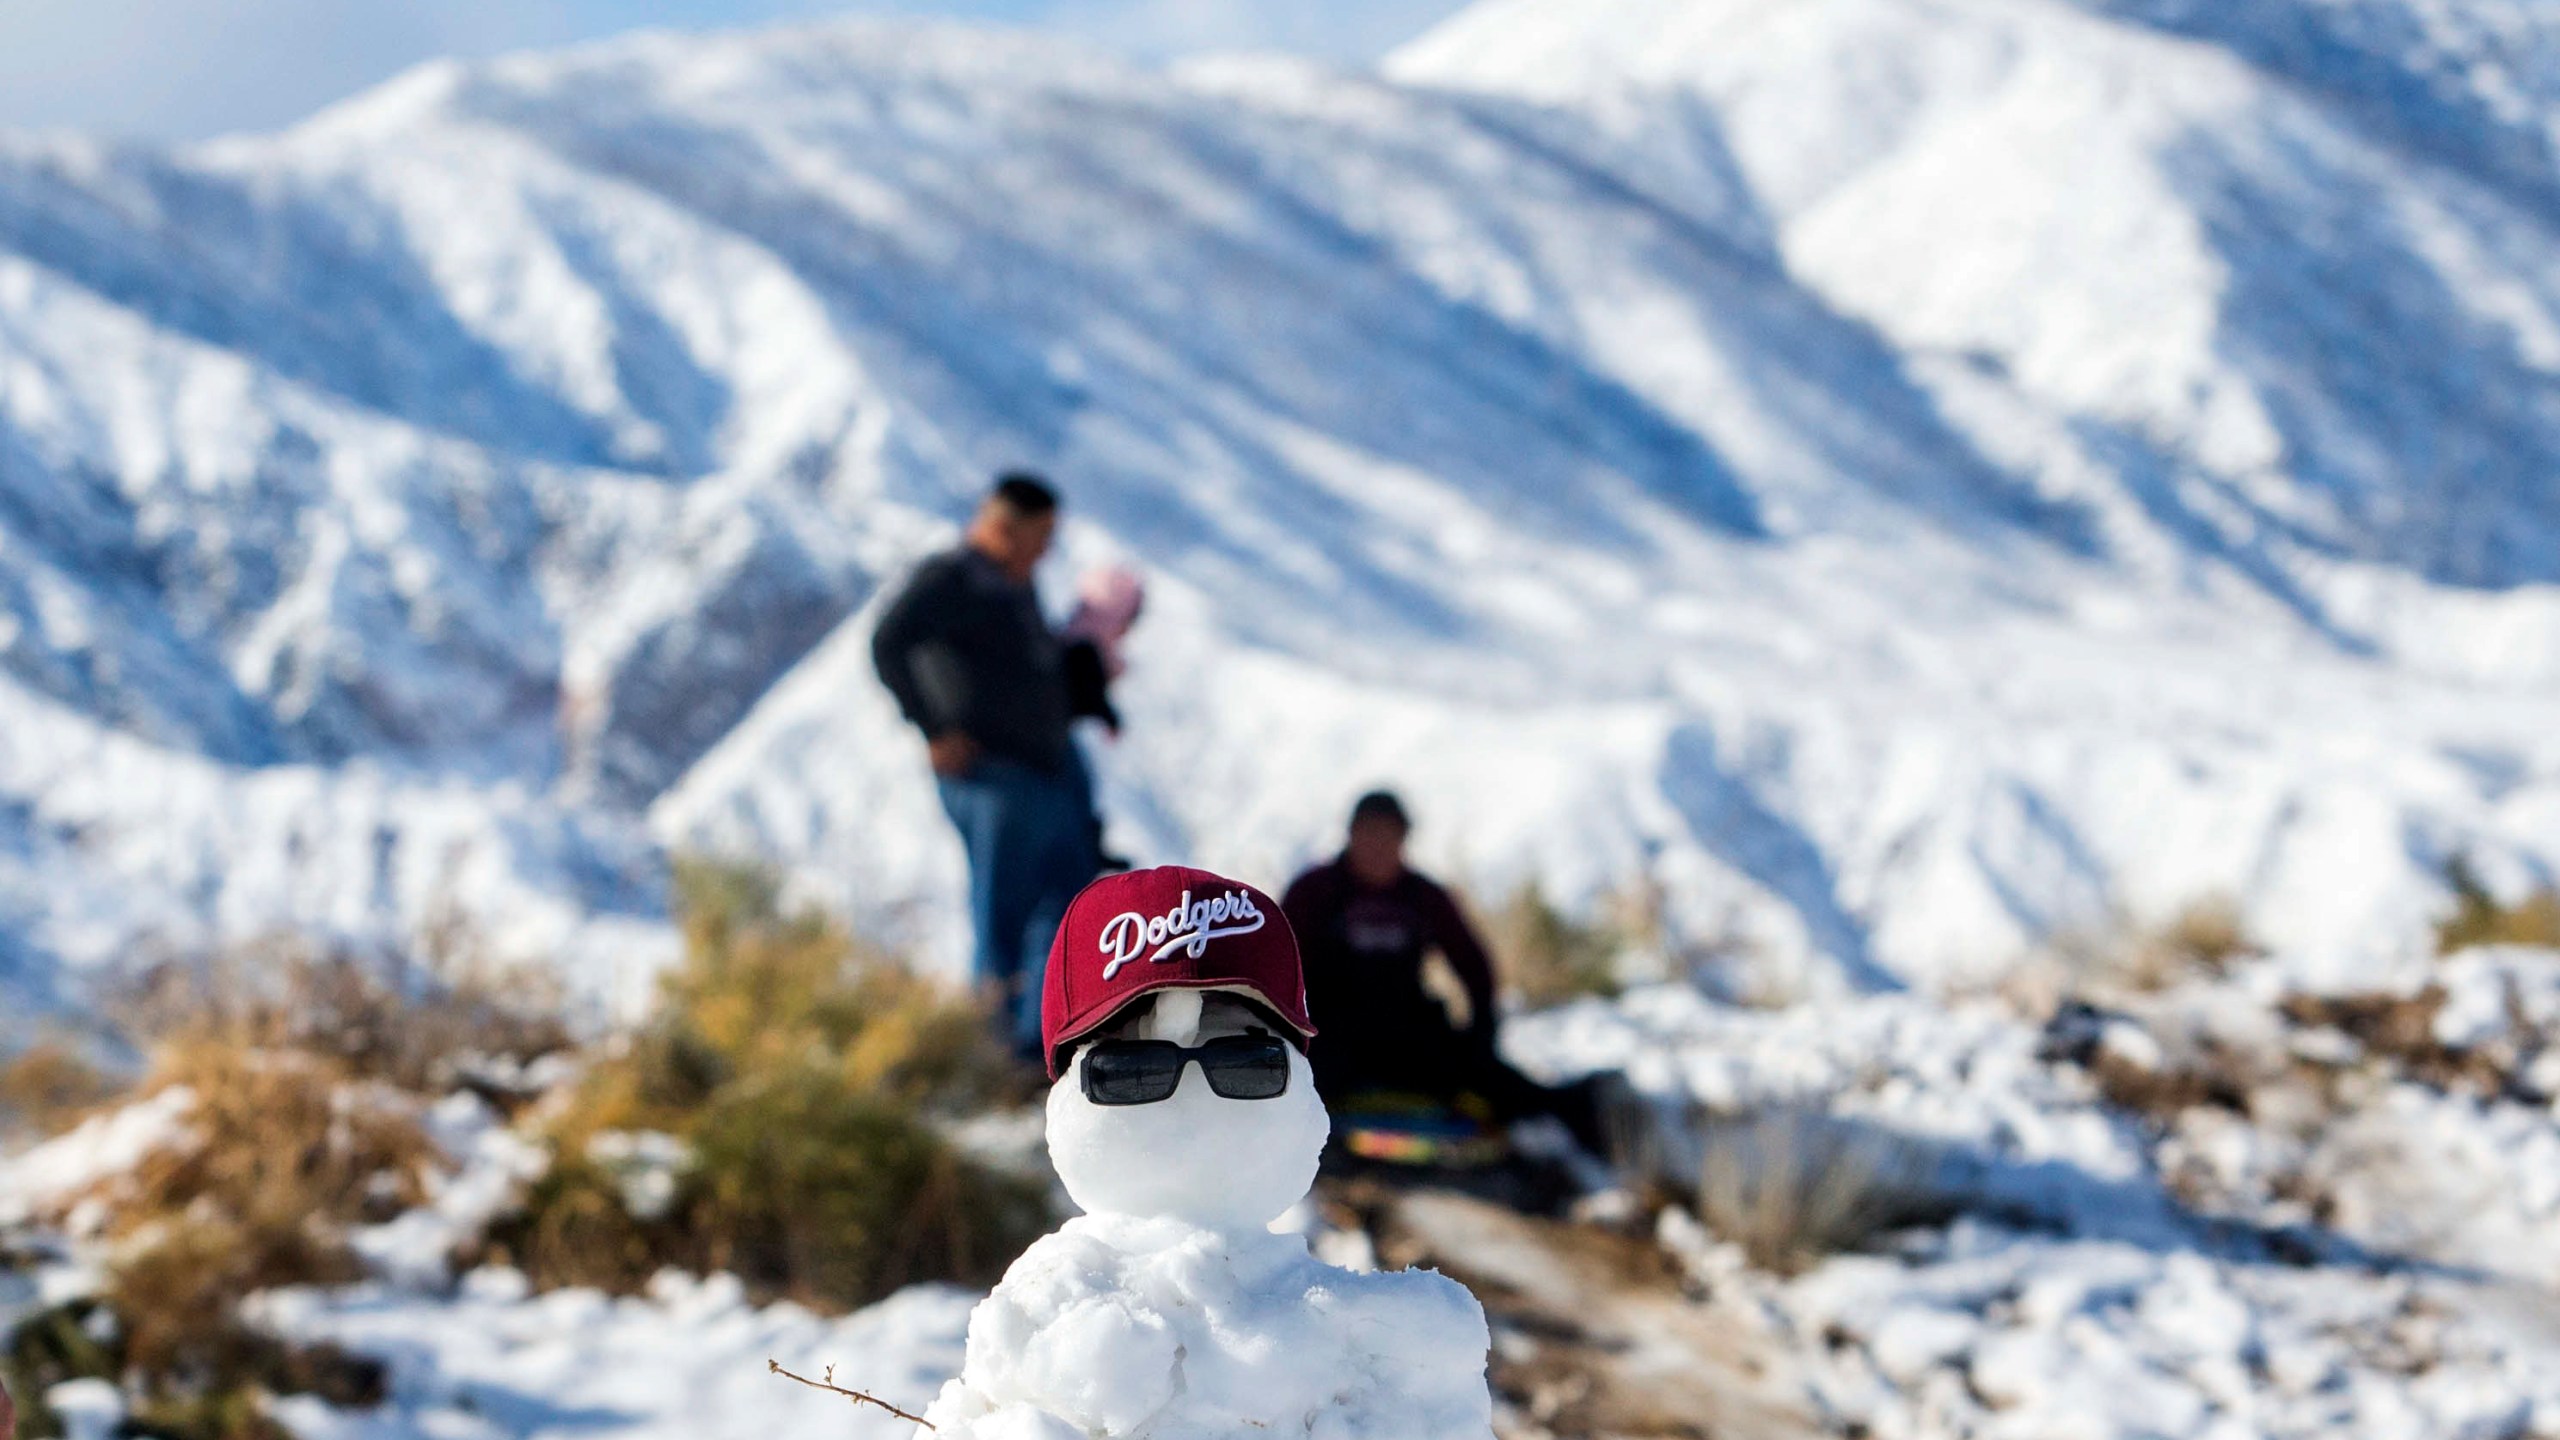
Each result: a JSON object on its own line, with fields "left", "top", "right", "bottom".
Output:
{"left": 1, "top": 5, "right": 2556, "bottom": 1014}
{"left": 1393, "top": 0, "right": 2560, "bottom": 587}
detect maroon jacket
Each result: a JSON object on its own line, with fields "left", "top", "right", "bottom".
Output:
{"left": 1280, "top": 858, "right": 1499, "bottom": 1092}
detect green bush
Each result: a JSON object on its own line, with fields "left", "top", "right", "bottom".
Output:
{"left": 687, "top": 1066, "right": 1046, "bottom": 1302}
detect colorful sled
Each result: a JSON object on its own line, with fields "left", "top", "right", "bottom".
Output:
{"left": 1331, "top": 1090, "right": 1510, "bottom": 1169}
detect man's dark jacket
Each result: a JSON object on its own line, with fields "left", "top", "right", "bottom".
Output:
{"left": 871, "top": 548, "right": 1074, "bottom": 773}
{"left": 1280, "top": 858, "right": 1501, "bottom": 1098}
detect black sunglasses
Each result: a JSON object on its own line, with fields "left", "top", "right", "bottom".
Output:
{"left": 1079, "top": 1034, "right": 1293, "bottom": 1106}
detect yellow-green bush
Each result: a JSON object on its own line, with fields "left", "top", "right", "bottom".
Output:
{"left": 495, "top": 860, "right": 1048, "bottom": 1312}
{"left": 685, "top": 1067, "right": 1041, "bottom": 1301}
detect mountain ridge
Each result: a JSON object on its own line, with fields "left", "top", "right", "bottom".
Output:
{"left": 0, "top": 0, "right": 2554, "bottom": 1027}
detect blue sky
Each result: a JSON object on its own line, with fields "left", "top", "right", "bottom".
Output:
{"left": 0, "top": 0, "right": 1471, "bottom": 140}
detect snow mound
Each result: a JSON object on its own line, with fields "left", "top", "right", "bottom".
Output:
{"left": 1772, "top": 1227, "right": 2560, "bottom": 1440}
{"left": 256, "top": 1269, "right": 974, "bottom": 1440}
{"left": 1509, "top": 959, "right": 2560, "bottom": 1439}
{"left": 921, "top": 1213, "right": 1493, "bottom": 1440}
{"left": 0, "top": 1086, "right": 196, "bottom": 1228}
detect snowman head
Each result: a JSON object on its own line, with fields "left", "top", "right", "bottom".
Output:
{"left": 1047, "top": 988, "right": 1329, "bottom": 1228}
{"left": 1040, "top": 867, "right": 1326, "bottom": 1229}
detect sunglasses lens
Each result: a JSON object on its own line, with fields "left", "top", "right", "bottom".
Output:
{"left": 1197, "top": 1036, "right": 1291, "bottom": 1101}
{"left": 1083, "top": 1042, "right": 1185, "bottom": 1106}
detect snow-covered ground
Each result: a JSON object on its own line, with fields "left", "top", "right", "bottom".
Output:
{"left": 1500, "top": 943, "right": 2560, "bottom": 1439}
{"left": 258, "top": 1274, "right": 973, "bottom": 1440}
{"left": 18, "top": 947, "right": 2560, "bottom": 1440}
{"left": 3, "top": 0, "right": 2559, "bottom": 1026}
{"left": 0, "top": 1077, "right": 970, "bottom": 1440}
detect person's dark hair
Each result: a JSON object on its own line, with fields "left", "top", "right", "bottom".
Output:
{"left": 1349, "top": 790, "right": 1410, "bottom": 830}
{"left": 991, "top": 472, "right": 1060, "bottom": 517}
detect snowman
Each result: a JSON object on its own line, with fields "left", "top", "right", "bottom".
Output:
{"left": 918, "top": 866, "right": 1495, "bottom": 1440}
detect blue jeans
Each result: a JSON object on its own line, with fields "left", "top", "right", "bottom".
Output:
{"left": 937, "top": 752, "right": 1101, "bottom": 1057}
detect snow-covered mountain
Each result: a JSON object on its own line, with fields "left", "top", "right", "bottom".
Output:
{"left": 1, "top": 0, "right": 2556, "bottom": 1019}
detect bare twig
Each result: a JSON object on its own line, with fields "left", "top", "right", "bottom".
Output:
{"left": 769, "top": 1359, "right": 937, "bottom": 1431}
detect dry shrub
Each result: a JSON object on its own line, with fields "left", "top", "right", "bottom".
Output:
{"left": 4, "top": 1291, "right": 381, "bottom": 1440}
{"left": 2437, "top": 859, "right": 2560, "bottom": 956}
{"left": 110, "top": 1044, "right": 427, "bottom": 1418}
{"left": 113, "top": 944, "right": 572, "bottom": 1103}
{"left": 0, "top": 943, "right": 534, "bottom": 1440}
{"left": 6, "top": 1027, "right": 428, "bottom": 1440}
{"left": 2087, "top": 1045, "right": 2252, "bottom": 1123}
{"left": 2281, "top": 989, "right": 2451, "bottom": 1068}
{"left": 1482, "top": 881, "right": 1625, "bottom": 1009}
{"left": 2156, "top": 898, "right": 2258, "bottom": 972}
{"left": 1694, "top": 1106, "right": 1941, "bottom": 1274}
{"left": 493, "top": 860, "right": 1047, "bottom": 1313}
{"left": 2073, "top": 897, "right": 2263, "bottom": 998}
{"left": 0, "top": 1040, "right": 119, "bottom": 1135}
{"left": 501, "top": 1155, "right": 669, "bottom": 1296}
{"left": 655, "top": 862, "right": 1006, "bottom": 1110}
{"left": 2, "top": 943, "right": 558, "bottom": 1440}
{"left": 2275, "top": 986, "right": 2522, "bottom": 1097}
{"left": 109, "top": 1044, "right": 432, "bottom": 1276}
{"left": 2035, "top": 998, "right": 2278, "bottom": 1135}
{"left": 3, "top": 1301, "right": 114, "bottom": 1440}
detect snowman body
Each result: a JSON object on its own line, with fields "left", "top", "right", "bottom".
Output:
{"left": 919, "top": 991, "right": 1495, "bottom": 1440}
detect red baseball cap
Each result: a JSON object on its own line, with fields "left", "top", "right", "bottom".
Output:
{"left": 1041, "top": 865, "right": 1315, "bottom": 1079}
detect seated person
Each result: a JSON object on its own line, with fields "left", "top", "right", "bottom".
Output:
{"left": 1280, "top": 791, "right": 1608, "bottom": 1157}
